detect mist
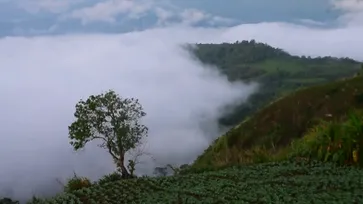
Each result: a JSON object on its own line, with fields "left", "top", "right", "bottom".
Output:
{"left": 0, "top": 30, "right": 256, "bottom": 201}
{"left": 1, "top": 2, "right": 363, "bottom": 201}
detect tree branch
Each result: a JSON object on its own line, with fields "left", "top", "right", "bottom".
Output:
{"left": 107, "top": 142, "right": 118, "bottom": 161}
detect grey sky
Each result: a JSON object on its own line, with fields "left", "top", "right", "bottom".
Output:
{"left": 0, "top": 0, "right": 347, "bottom": 36}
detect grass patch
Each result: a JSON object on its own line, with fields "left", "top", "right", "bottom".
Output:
{"left": 287, "top": 110, "right": 363, "bottom": 166}
{"left": 193, "top": 76, "right": 363, "bottom": 169}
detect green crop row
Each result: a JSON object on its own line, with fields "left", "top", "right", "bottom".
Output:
{"left": 28, "top": 160, "right": 363, "bottom": 204}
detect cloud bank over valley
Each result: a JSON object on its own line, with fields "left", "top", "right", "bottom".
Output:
{"left": 0, "top": 28, "right": 256, "bottom": 201}
{"left": 1, "top": 0, "right": 363, "bottom": 202}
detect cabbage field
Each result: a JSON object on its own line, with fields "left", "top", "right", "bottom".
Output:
{"left": 28, "top": 160, "right": 363, "bottom": 204}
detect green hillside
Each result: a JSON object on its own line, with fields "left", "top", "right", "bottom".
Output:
{"left": 192, "top": 40, "right": 361, "bottom": 127}
{"left": 192, "top": 76, "right": 363, "bottom": 169}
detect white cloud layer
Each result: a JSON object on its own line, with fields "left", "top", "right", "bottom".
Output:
{"left": 332, "top": 0, "right": 363, "bottom": 26}
{"left": 67, "top": 0, "right": 154, "bottom": 24}
{"left": 177, "top": 9, "right": 235, "bottom": 26}
{"left": 64, "top": 0, "right": 235, "bottom": 26}
{"left": 15, "top": 0, "right": 84, "bottom": 13}
{"left": 332, "top": 0, "right": 363, "bottom": 12}
{"left": 0, "top": 27, "right": 255, "bottom": 202}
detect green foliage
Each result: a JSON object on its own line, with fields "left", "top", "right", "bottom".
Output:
{"left": 28, "top": 196, "right": 42, "bottom": 204}
{"left": 244, "top": 146, "right": 271, "bottom": 163}
{"left": 97, "top": 172, "right": 123, "bottom": 185}
{"left": 127, "top": 159, "right": 136, "bottom": 176}
{"left": 68, "top": 90, "right": 148, "bottom": 177}
{"left": 64, "top": 173, "right": 92, "bottom": 193}
{"left": 193, "top": 76, "right": 363, "bottom": 169}
{"left": 27, "top": 161, "right": 363, "bottom": 203}
{"left": 0, "top": 198, "right": 18, "bottom": 204}
{"left": 193, "top": 40, "right": 361, "bottom": 127}
{"left": 289, "top": 110, "right": 363, "bottom": 166}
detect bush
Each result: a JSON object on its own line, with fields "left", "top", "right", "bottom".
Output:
{"left": 244, "top": 146, "right": 271, "bottom": 163}
{"left": 0, "top": 198, "right": 19, "bottom": 204}
{"left": 97, "top": 172, "right": 123, "bottom": 185}
{"left": 64, "top": 173, "right": 92, "bottom": 193}
{"left": 27, "top": 196, "right": 42, "bottom": 204}
{"left": 289, "top": 110, "right": 363, "bottom": 166}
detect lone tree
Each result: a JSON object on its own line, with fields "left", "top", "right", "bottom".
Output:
{"left": 68, "top": 90, "right": 148, "bottom": 178}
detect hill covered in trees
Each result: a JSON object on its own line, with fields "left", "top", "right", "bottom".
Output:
{"left": 2, "top": 41, "right": 363, "bottom": 203}
{"left": 191, "top": 40, "right": 361, "bottom": 127}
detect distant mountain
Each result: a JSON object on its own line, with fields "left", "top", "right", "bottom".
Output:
{"left": 192, "top": 40, "right": 361, "bottom": 127}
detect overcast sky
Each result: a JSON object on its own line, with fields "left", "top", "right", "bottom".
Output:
{"left": 1, "top": 0, "right": 363, "bottom": 202}
{"left": 0, "top": 0, "right": 346, "bottom": 36}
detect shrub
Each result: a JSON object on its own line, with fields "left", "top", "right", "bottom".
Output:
{"left": 289, "top": 110, "right": 363, "bottom": 166}
{"left": 244, "top": 146, "right": 271, "bottom": 163}
{"left": 28, "top": 196, "right": 42, "bottom": 203}
{"left": 0, "top": 198, "right": 19, "bottom": 204}
{"left": 97, "top": 172, "right": 123, "bottom": 185}
{"left": 64, "top": 173, "right": 92, "bottom": 193}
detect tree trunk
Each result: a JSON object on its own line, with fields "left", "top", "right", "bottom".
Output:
{"left": 118, "top": 153, "right": 131, "bottom": 178}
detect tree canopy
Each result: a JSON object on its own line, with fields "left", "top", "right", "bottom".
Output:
{"left": 68, "top": 90, "right": 148, "bottom": 177}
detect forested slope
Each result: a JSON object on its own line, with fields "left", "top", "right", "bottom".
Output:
{"left": 192, "top": 40, "right": 362, "bottom": 127}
